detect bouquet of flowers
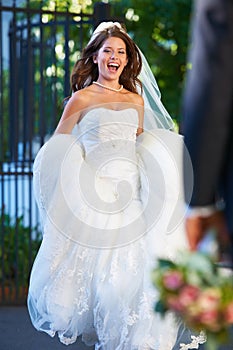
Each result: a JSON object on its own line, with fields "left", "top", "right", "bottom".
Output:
{"left": 152, "top": 251, "right": 233, "bottom": 350}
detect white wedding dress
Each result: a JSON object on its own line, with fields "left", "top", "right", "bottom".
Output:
{"left": 27, "top": 107, "right": 197, "bottom": 349}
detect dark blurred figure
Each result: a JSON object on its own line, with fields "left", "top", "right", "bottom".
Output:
{"left": 174, "top": 3, "right": 233, "bottom": 349}
{"left": 182, "top": 0, "right": 233, "bottom": 266}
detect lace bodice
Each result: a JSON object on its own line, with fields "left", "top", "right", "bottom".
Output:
{"left": 71, "top": 107, "right": 139, "bottom": 181}
{"left": 74, "top": 107, "right": 138, "bottom": 158}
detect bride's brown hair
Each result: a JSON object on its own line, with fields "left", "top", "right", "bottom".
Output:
{"left": 70, "top": 25, "right": 142, "bottom": 94}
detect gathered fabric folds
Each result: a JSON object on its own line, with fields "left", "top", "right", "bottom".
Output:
{"left": 28, "top": 107, "right": 194, "bottom": 349}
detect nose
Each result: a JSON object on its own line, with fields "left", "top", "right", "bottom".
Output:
{"left": 110, "top": 51, "right": 118, "bottom": 59}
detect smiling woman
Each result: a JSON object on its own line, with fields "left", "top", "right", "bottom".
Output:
{"left": 70, "top": 23, "right": 142, "bottom": 95}
{"left": 92, "top": 36, "right": 128, "bottom": 92}
{"left": 93, "top": 36, "right": 128, "bottom": 86}
{"left": 27, "top": 22, "right": 194, "bottom": 350}
{"left": 54, "top": 25, "right": 144, "bottom": 134}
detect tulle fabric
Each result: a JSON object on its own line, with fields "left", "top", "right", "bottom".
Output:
{"left": 28, "top": 108, "right": 190, "bottom": 349}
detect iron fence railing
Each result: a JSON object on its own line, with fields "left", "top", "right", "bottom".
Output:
{"left": 0, "top": 0, "right": 110, "bottom": 305}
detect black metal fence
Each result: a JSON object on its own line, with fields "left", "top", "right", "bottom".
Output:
{"left": 0, "top": 0, "right": 110, "bottom": 305}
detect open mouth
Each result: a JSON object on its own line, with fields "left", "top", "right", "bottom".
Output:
{"left": 107, "top": 63, "right": 120, "bottom": 72}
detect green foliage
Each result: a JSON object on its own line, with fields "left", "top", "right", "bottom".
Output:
{"left": 0, "top": 213, "right": 42, "bottom": 287}
{"left": 154, "top": 299, "right": 166, "bottom": 315}
{"left": 19, "top": 0, "right": 193, "bottom": 123}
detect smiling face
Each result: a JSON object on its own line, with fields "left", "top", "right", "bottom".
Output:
{"left": 71, "top": 26, "right": 142, "bottom": 93}
{"left": 93, "top": 36, "right": 128, "bottom": 83}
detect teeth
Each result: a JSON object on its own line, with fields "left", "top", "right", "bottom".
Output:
{"left": 108, "top": 63, "right": 119, "bottom": 67}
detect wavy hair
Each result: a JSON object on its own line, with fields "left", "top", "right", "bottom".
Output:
{"left": 70, "top": 25, "right": 142, "bottom": 94}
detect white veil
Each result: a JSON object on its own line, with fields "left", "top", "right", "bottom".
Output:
{"left": 138, "top": 48, "right": 175, "bottom": 130}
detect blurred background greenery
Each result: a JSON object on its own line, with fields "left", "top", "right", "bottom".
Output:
{"left": 24, "top": 0, "right": 193, "bottom": 125}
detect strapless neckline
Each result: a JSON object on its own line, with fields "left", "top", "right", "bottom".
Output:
{"left": 78, "top": 107, "right": 139, "bottom": 126}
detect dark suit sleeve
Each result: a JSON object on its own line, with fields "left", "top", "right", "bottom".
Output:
{"left": 182, "top": 0, "right": 233, "bottom": 207}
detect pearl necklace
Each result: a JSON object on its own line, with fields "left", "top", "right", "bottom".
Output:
{"left": 93, "top": 81, "right": 123, "bottom": 92}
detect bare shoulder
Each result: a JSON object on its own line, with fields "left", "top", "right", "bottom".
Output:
{"left": 123, "top": 90, "right": 144, "bottom": 107}
{"left": 133, "top": 93, "right": 144, "bottom": 107}
{"left": 55, "top": 87, "right": 93, "bottom": 133}
{"left": 67, "top": 88, "right": 93, "bottom": 111}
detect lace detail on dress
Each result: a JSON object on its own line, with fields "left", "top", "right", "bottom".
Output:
{"left": 180, "top": 331, "right": 207, "bottom": 349}
{"left": 28, "top": 108, "right": 189, "bottom": 349}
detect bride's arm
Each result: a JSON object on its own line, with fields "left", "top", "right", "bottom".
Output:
{"left": 136, "top": 95, "right": 144, "bottom": 136}
{"left": 54, "top": 91, "right": 87, "bottom": 134}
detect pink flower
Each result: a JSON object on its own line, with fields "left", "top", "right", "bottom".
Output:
{"left": 197, "top": 288, "right": 221, "bottom": 311}
{"left": 162, "top": 270, "right": 184, "bottom": 291}
{"left": 167, "top": 295, "right": 184, "bottom": 312}
{"left": 199, "top": 310, "right": 221, "bottom": 331}
{"left": 200, "top": 309, "right": 218, "bottom": 324}
{"left": 179, "top": 285, "right": 200, "bottom": 307}
{"left": 225, "top": 302, "right": 233, "bottom": 324}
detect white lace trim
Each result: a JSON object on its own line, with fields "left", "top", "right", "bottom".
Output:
{"left": 180, "top": 331, "right": 207, "bottom": 350}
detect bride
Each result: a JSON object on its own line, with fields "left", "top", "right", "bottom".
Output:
{"left": 27, "top": 22, "right": 203, "bottom": 349}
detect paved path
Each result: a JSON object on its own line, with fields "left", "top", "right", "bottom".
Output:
{"left": 1, "top": 306, "right": 232, "bottom": 350}
{"left": 0, "top": 306, "right": 94, "bottom": 350}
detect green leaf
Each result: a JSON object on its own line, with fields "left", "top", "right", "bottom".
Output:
{"left": 154, "top": 300, "right": 167, "bottom": 315}
{"left": 158, "top": 258, "right": 176, "bottom": 269}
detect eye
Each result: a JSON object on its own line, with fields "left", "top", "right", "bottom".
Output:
{"left": 103, "top": 49, "right": 111, "bottom": 53}
{"left": 119, "top": 51, "right": 126, "bottom": 55}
